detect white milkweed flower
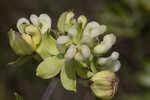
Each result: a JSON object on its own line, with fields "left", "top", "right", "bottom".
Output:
{"left": 94, "top": 34, "right": 116, "bottom": 55}
{"left": 64, "top": 45, "right": 77, "bottom": 60}
{"left": 97, "top": 51, "right": 121, "bottom": 72}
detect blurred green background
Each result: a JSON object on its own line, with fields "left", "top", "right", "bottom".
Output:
{"left": 0, "top": 0, "right": 150, "bottom": 100}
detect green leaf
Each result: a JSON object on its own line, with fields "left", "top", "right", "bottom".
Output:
{"left": 76, "top": 62, "right": 93, "bottom": 79}
{"left": 36, "top": 56, "right": 64, "bottom": 79}
{"left": 36, "top": 33, "right": 59, "bottom": 59}
{"left": 60, "top": 60, "right": 76, "bottom": 91}
{"left": 14, "top": 92, "right": 23, "bottom": 100}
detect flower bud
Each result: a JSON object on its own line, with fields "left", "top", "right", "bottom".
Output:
{"left": 90, "top": 70, "right": 118, "bottom": 100}
{"left": 8, "top": 29, "right": 34, "bottom": 56}
{"left": 94, "top": 34, "right": 116, "bottom": 55}
{"left": 64, "top": 45, "right": 77, "bottom": 60}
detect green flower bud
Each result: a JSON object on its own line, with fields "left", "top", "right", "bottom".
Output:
{"left": 8, "top": 29, "right": 34, "bottom": 56}
{"left": 90, "top": 70, "right": 118, "bottom": 100}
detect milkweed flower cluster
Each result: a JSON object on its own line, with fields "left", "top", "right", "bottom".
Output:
{"left": 8, "top": 11, "right": 121, "bottom": 100}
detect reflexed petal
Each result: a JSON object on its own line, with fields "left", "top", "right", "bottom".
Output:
{"left": 90, "top": 25, "right": 107, "bottom": 38}
{"left": 97, "top": 51, "right": 121, "bottom": 72}
{"left": 17, "top": 18, "right": 30, "bottom": 34}
{"left": 94, "top": 34, "right": 116, "bottom": 55}
{"left": 30, "top": 14, "right": 39, "bottom": 27}
{"left": 83, "top": 21, "right": 100, "bottom": 36}
{"left": 39, "top": 14, "right": 52, "bottom": 34}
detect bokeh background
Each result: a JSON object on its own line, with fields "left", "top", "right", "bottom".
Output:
{"left": 0, "top": 0, "right": 150, "bottom": 100}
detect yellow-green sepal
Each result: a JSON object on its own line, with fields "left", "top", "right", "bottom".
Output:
{"left": 36, "top": 33, "right": 59, "bottom": 59}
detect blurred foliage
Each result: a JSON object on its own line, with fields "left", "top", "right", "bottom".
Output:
{"left": 95, "top": 0, "right": 150, "bottom": 38}
{"left": 0, "top": 0, "right": 150, "bottom": 100}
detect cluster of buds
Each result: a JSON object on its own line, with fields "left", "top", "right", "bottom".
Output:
{"left": 8, "top": 11, "right": 121, "bottom": 100}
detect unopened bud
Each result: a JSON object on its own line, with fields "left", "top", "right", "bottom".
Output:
{"left": 90, "top": 70, "right": 118, "bottom": 100}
